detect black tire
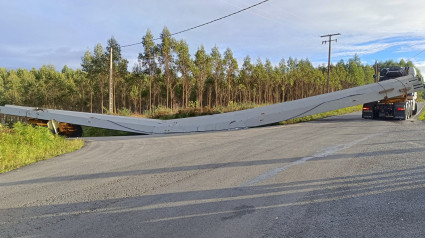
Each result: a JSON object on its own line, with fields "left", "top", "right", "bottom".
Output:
{"left": 413, "top": 102, "right": 418, "bottom": 115}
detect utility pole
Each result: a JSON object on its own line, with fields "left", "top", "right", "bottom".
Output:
{"left": 321, "top": 33, "right": 340, "bottom": 93}
{"left": 375, "top": 60, "right": 378, "bottom": 83}
{"left": 109, "top": 47, "right": 113, "bottom": 114}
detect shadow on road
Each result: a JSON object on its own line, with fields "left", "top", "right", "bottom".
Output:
{"left": 2, "top": 165, "right": 425, "bottom": 237}
{"left": 2, "top": 145, "right": 425, "bottom": 187}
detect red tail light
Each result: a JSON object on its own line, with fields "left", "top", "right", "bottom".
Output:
{"left": 397, "top": 107, "right": 405, "bottom": 111}
{"left": 363, "top": 107, "right": 370, "bottom": 110}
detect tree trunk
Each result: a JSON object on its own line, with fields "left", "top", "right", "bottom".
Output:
{"left": 149, "top": 75, "right": 152, "bottom": 111}
{"left": 90, "top": 91, "right": 93, "bottom": 113}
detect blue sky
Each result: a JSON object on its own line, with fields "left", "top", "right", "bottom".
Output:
{"left": 1, "top": 0, "right": 425, "bottom": 73}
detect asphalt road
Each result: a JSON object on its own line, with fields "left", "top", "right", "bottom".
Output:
{"left": 1, "top": 109, "right": 425, "bottom": 238}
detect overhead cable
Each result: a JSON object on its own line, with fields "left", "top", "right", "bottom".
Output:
{"left": 121, "top": 0, "right": 270, "bottom": 48}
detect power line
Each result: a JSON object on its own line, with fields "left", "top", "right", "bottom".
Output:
{"left": 121, "top": 0, "right": 270, "bottom": 48}
{"left": 407, "top": 48, "right": 425, "bottom": 62}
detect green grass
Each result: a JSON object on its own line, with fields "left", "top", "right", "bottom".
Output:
{"left": 82, "top": 126, "right": 136, "bottom": 137}
{"left": 419, "top": 108, "right": 425, "bottom": 121}
{"left": 280, "top": 105, "right": 363, "bottom": 125}
{"left": 0, "top": 122, "right": 84, "bottom": 173}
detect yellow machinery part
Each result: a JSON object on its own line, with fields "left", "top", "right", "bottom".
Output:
{"left": 28, "top": 119, "right": 82, "bottom": 137}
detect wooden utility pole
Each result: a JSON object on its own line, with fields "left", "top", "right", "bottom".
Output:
{"left": 321, "top": 33, "right": 340, "bottom": 93}
{"left": 109, "top": 47, "right": 113, "bottom": 113}
{"left": 375, "top": 60, "right": 378, "bottom": 83}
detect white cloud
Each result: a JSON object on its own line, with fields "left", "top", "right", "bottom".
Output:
{"left": 413, "top": 61, "right": 425, "bottom": 75}
{"left": 2, "top": 0, "right": 425, "bottom": 70}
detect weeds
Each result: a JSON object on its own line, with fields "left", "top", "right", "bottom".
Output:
{"left": 419, "top": 108, "right": 425, "bottom": 121}
{"left": 280, "top": 105, "right": 363, "bottom": 125}
{"left": 0, "top": 122, "right": 84, "bottom": 173}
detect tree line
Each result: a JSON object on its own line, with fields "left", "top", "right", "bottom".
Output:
{"left": 0, "top": 27, "right": 420, "bottom": 114}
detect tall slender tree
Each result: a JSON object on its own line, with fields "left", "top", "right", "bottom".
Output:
{"left": 194, "top": 45, "right": 210, "bottom": 109}
{"left": 106, "top": 37, "right": 128, "bottom": 113}
{"left": 223, "top": 48, "right": 238, "bottom": 104}
{"left": 159, "top": 27, "right": 174, "bottom": 109}
{"left": 210, "top": 46, "right": 224, "bottom": 107}
{"left": 139, "top": 30, "right": 157, "bottom": 111}
{"left": 240, "top": 56, "right": 253, "bottom": 103}
{"left": 175, "top": 40, "right": 193, "bottom": 108}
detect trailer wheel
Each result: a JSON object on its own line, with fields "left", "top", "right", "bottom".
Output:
{"left": 413, "top": 102, "right": 418, "bottom": 115}
{"left": 406, "top": 105, "right": 409, "bottom": 119}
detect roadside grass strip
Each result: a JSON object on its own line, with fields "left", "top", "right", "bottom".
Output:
{"left": 419, "top": 108, "right": 425, "bottom": 121}
{"left": 0, "top": 122, "right": 84, "bottom": 173}
{"left": 280, "top": 105, "right": 363, "bottom": 125}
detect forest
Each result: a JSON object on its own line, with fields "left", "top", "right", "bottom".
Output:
{"left": 0, "top": 27, "right": 421, "bottom": 115}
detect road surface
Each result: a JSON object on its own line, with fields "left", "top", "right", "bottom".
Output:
{"left": 1, "top": 110, "right": 425, "bottom": 237}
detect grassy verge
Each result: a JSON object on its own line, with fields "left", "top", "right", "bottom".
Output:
{"left": 419, "top": 108, "right": 425, "bottom": 121}
{"left": 280, "top": 105, "right": 363, "bottom": 125}
{"left": 0, "top": 122, "right": 84, "bottom": 173}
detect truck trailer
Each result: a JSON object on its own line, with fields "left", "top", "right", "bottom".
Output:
{"left": 362, "top": 67, "right": 421, "bottom": 120}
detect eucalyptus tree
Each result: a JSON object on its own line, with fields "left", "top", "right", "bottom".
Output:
{"left": 18, "top": 68, "right": 38, "bottom": 107}
{"left": 253, "top": 58, "right": 266, "bottom": 104}
{"left": 130, "top": 63, "right": 148, "bottom": 113}
{"left": 194, "top": 45, "right": 211, "bottom": 109}
{"left": 81, "top": 43, "right": 108, "bottom": 113}
{"left": 297, "top": 59, "right": 315, "bottom": 98}
{"left": 94, "top": 44, "right": 108, "bottom": 112}
{"left": 363, "top": 64, "right": 375, "bottom": 85}
{"left": 36, "top": 65, "right": 71, "bottom": 109}
{"left": 106, "top": 37, "right": 128, "bottom": 112}
{"left": 4, "top": 70, "right": 22, "bottom": 105}
{"left": 129, "top": 85, "right": 139, "bottom": 112}
{"left": 158, "top": 27, "right": 175, "bottom": 109}
{"left": 223, "top": 48, "right": 238, "bottom": 104}
{"left": 348, "top": 55, "right": 365, "bottom": 87}
{"left": 81, "top": 51, "right": 95, "bottom": 112}
{"left": 264, "top": 59, "right": 273, "bottom": 103}
{"left": 175, "top": 40, "right": 193, "bottom": 108}
{"left": 285, "top": 57, "right": 297, "bottom": 101}
{"left": 71, "top": 69, "right": 90, "bottom": 111}
{"left": 277, "top": 59, "right": 287, "bottom": 102}
{"left": 270, "top": 64, "right": 281, "bottom": 103}
{"left": 210, "top": 46, "right": 224, "bottom": 107}
{"left": 139, "top": 29, "right": 158, "bottom": 111}
{"left": 240, "top": 56, "right": 253, "bottom": 103}
{"left": 331, "top": 60, "right": 347, "bottom": 91}
{"left": 0, "top": 68, "right": 6, "bottom": 105}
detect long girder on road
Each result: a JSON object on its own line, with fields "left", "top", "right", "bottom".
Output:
{"left": 0, "top": 74, "right": 423, "bottom": 134}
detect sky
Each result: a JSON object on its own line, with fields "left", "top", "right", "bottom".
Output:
{"left": 1, "top": 0, "right": 425, "bottom": 74}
